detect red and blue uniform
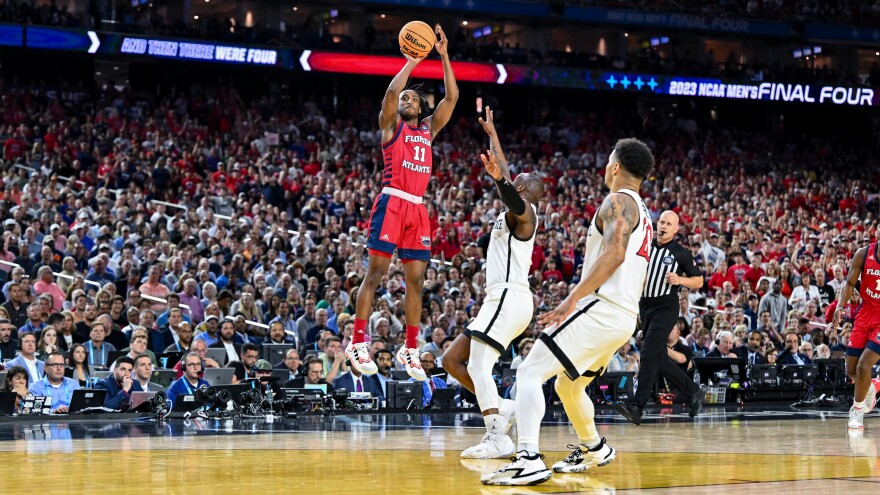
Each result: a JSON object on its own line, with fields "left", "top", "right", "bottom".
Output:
{"left": 367, "top": 120, "right": 433, "bottom": 261}
{"left": 848, "top": 243, "right": 880, "bottom": 355}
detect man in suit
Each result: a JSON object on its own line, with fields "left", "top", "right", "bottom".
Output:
{"left": 274, "top": 348, "right": 302, "bottom": 383}
{"left": 734, "top": 330, "right": 767, "bottom": 367}
{"left": 6, "top": 333, "right": 44, "bottom": 385}
{"left": 283, "top": 357, "right": 334, "bottom": 393}
{"left": 133, "top": 354, "right": 165, "bottom": 392}
{"left": 706, "top": 331, "right": 737, "bottom": 358}
{"left": 373, "top": 349, "right": 394, "bottom": 399}
{"left": 418, "top": 351, "right": 447, "bottom": 407}
{"left": 333, "top": 363, "right": 384, "bottom": 399}
{"left": 0, "top": 318, "right": 19, "bottom": 362}
{"left": 208, "top": 319, "right": 242, "bottom": 365}
{"left": 777, "top": 330, "right": 813, "bottom": 368}
{"left": 96, "top": 356, "right": 144, "bottom": 410}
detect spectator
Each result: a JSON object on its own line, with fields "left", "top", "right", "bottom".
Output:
{"left": 283, "top": 357, "right": 335, "bottom": 392}
{"left": 28, "top": 352, "right": 80, "bottom": 413}
{"left": 85, "top": 321, "right": 116, "bottom": 369}
{"left": 758, "top": 279, "right": 788, "bottom": 337}
{"left": 209, "top": 319, "right": 242, "bottom": 365}
{"left": 6, "top": 333, "right": 44, "bottom": 384}
{"left": 66, "top": 343, "right": 94, "bottom": 387}
{"left": 133, "top": 354, "right": 165, "bottom": 392}
{"left": 1, "top": 366, "right": 29, "bottom": 412}
{"left": 510, "top": 338, "right": 535, "bottom": 370}
{"left": 230, "top": 342, "right": 260, "bottom": 383}
{"left": 0, "top": 318, "right": 19, "bottom": 361}
{"left": 788, "top": 272, "right": 820, "bottom": 313}
{"left": 277, "top": 348, "right": 302, "bottom": 382}
{"left": 1, "top": 283, "right": 28, "bottom": 329}
{"left": 166, "top": 353, "right": 211, "bottom": 406}
{"left": 194, "top": 314, "right": 221, "bottom": 346}
{"left": 18, "top": 303, "right": 46, "bottom": 338}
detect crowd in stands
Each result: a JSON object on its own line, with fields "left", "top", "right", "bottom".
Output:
{"left": 0, "top": 67, "right": 875, "bottom": 412}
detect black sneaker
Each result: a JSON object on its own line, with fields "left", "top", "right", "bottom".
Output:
{"left": 689, "top": 386, "right": 707, "bottom": 417}
{"left": 614, "top": 400, "right": 642, "bottom": 425}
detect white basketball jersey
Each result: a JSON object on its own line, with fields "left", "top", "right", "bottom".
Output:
{"left": 579, "top": 188, "right": 652, "bottom": 317}
{"left": 485, "top": 205, "right": 537, "bottom": 291}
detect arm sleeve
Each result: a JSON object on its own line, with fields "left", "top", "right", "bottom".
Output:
{"left": 494, "top": 178, "right": 526, "bottom": 216}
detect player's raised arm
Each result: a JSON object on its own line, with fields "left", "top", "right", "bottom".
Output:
{"left": 478, "top": 106, "right": 511, "bottom": 182}
{"left": 379, "top": 51, "right": 426, "bottom": 133}
{"left": 537, "top": 193, "right": 639, "bottom": 327}
{"left": 428, "top": 25, "right": 459, "bottom": 139}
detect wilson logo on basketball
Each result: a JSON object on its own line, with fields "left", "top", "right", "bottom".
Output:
{"left": 405, "top": 32, "right": 427, "bottom": 50}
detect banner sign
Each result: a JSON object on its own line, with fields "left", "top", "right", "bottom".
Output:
{"left": 5, "top": 24, "right": 877, "bottom": 107}
{"left": 567, "top": 6, "right": 792, "bottom": 37}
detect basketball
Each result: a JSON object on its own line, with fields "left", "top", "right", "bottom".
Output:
{"left": 399, "top": 21, "right": 436, "bottom": 58}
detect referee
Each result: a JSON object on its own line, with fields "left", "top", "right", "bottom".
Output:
{"left": 615, "top": 210, "right": 706, "bottom": 425}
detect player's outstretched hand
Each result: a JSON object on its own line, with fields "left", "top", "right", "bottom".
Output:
{"left": 480, "top": 149, "right": 502, "bottom": 180}
{"left": 400, "top": 48, "right": 427, "bottom": 65}
{"left": 478, "top": 106, "right": 496, "bottom": 136}
{"left": 537, "top": 298, "right": 576, "bottom": 328}
{"left": 435, "top": 24, "right": 448, "bottom": 57}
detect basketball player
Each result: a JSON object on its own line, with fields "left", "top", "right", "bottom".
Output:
{"left": 345, "top": 25, "right": 458, "bottom": 381}
{"left": 837, "top": 242, "right": 880, "bottom": 429}
{"left": 442, "top": 107, "right": 545, "bottom": 459}
{"left": 481, "top": 138, "right": 655, "bottom": 486}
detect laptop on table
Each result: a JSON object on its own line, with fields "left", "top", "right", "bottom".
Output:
{"left": 69, "top": 389, "right": 108, "bottom": 414}
{"left": 203, "top": 368, "right": 235, "bottom": 386}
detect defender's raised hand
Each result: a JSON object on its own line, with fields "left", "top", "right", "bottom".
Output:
{"left": 480, "top": 149, "right": 502, "bottom": 180}
{"left": 479, "top": 106, "right": 496, "bottom": 136}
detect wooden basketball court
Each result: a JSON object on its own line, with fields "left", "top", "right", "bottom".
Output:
{"left": 0, "top": 408, "right": 878, "bottom": 494}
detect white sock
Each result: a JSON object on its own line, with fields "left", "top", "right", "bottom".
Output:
{"left": 517, "top": 443, "right": 539, "bottom": 456}
{"left": 854, "top": 400, "right": 866, "bottom": 409}
{"left": 483, "top": 414, "right": 503, "bottom": 434}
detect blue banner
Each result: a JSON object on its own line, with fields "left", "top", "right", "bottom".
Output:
{"left": 349, "top": 0, "right": 549, "bottom": 17}
{"left": 26, "top": 26, "right": 92, "bottom": 50}
{"left": 566, "top": 7, "right": 792, "bottom": 37}
{"left": 804, "top": 24, "right": 880, "bottom": 43}
{"left": 0, "top": 24, "right": 23, "bottom": 47}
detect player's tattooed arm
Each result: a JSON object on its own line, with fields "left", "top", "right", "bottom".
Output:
{"left": 598, "top": 192, "right": 638, "bottom": 258}
{"left": 538, "top": 193, "right": 637, "bottom": 327}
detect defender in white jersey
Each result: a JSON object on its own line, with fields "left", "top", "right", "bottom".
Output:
{"left": 482, "top": 138, "right": 655, "bottom": 486}
{"left": 443, "top": 107, "right": 545, "bottom": 460}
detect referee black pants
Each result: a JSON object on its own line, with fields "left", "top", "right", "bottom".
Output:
{"left": 634, "top": 304, "right": 699, "bottom": 408}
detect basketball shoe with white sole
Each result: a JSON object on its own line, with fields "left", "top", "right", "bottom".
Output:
{"left": 461, "top": 432, "right": 516, "bottom": 459}
{"left": 480, "top": 451, "right": 552, "bottom": 486}
{"left": 866, "top": 380, "right": 880, "bottom": 413}
{"left": 552, "top": 438, "right": 616, "bottom": 473}
{"left": 396, "top": 346, "right": 427, "bottom": 381}
{"left": 345, "top": 341, "right": 377, "bottom": 374}
{"left": 849, "top": 405, "right": 866, "bottom": 430}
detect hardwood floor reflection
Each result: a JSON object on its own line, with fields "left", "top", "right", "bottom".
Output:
{"left": 0, "top": 414, "right": 878, "bottom": 494}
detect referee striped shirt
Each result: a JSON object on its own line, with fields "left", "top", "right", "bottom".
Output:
{"left": 642, "top": 239, "right": 702, "bottom": 305}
